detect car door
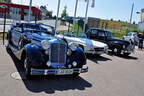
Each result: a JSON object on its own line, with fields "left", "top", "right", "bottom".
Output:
{"left": 96, "top": 30, "right": 106, "bottom": 42}
{"left": 11, "top": 26, "right": 22, "bottom": 47}
{"left": 86, "top": 29, "right": 98, "bottom": 40}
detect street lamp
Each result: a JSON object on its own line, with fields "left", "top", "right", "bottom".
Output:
{"left": 28, "top": 0, "right": 32, "bottom": 22}
{"left": 0, "top": 5, "right": 8, "bottom": 45}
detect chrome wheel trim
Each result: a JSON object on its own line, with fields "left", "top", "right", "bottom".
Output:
{"left": 114, "top": 48, "right": 118, "bottom": 53}
{"left": 24, "top": 58, "right": 28, "bottom": 74}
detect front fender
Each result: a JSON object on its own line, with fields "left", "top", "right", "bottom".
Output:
{"left": 25, "top": 44, "right": 43, "bottom": 65}
{"left": 67, "top": 48, "right": 86, "bottom": 67}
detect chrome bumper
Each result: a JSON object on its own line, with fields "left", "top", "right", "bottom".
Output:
{"left": 30, "top": 66, "right": 88, "bottom": 75}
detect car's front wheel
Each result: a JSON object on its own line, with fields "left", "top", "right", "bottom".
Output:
{"left": 112, "top": 47, "right": 121, "bottom": 55}
{"left": 123, "top": 53, "right": 130, "bottom": 56}
{"left": 24, "top": 57, "right": 32, "bottom": 79}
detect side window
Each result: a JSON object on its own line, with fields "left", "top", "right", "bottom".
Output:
{"left": 86, "top": 29, "right": 92, "bottom": 34}
{"left": 98, "top": 31, "right": 105, "bottom": 37}
{"left": 91, "top": 29, "right": 98, "bottom": 35}
{"left": 14, "top": 27, "right": 22, "bottom": 33}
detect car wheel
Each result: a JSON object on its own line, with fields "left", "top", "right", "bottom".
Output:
{"left": 24, "top": 57, "right": 32, "bottom": 79}
{"left": 112, "top": 47, "right": 121, "bottom": 55}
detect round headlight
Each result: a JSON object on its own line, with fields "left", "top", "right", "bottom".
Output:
{"left": 41, "top": 40, "right": 50, "bottom": 49}
{"left": 67, "top": 49, "right": 72, "bottom": 56}
{"left": 123, "top": 45, "right": 126, "bottom": 49}
{"left": 72, "top": 61, "right": 77, "bottom": 67}
{"left": 46, "top": 61, "right": 51, "bottom": 67}
{"left": 69, "top": 42, "right": 78, "bottom": 51}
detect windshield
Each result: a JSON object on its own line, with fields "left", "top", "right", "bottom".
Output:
{"left": 127, "top": 33, "right": 132, "bottom": 36}
{"left": 106, "top": 31, "right": 114, "bottom": 37}
{"left": 23, "top": 23, "right": 54, "bottom": 35}
{"left": 23, "top": 24, "right": 40, "bottom": 31}
{"left": 65, "top": 32, "right": 87, "bottom": 38}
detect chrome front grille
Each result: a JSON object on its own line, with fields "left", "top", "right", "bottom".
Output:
{"left": 94, "top": 48, "right": 104, "bottom": 51}
{"left": 50, "top": 43, "right": 67, "bottom": 64}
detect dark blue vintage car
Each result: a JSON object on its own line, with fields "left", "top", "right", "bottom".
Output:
{"left": 7, "top": 23, "right": 88, "bottom": 79}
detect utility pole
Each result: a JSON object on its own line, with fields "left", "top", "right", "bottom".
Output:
{"left": 28, "top": 0, "right": 32, "bottom": 22}
{"left": 55, "top": 0, "right": 61, "bottom": 32}
{"left": 3, "top": 8, "right": 7, "bottom": 45}
{"left": 83, "top": 0, "right": 89, "bottom": 33}
{"left": 72, "top": 0, "right": 78, "bottom": 33}
{"left": 130, "top": 3, "right": 134, "bottom": 24}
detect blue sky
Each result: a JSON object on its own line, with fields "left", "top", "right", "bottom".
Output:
{"left": 12, "top": 0, "right": 144, "bottom": 23}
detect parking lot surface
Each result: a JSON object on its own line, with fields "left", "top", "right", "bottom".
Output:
{"left": 0, "top": 42, "right": 144, "bottom": 96}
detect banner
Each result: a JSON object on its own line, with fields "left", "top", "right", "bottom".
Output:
{"left": 84, "top": 0, "right": 95, "bottom": 7}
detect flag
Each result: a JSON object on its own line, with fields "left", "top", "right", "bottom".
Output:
{"left": 84, "top": 0, "right": 95, "bottom": 7}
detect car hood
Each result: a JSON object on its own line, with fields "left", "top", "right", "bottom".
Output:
{"left": 31, "top": 32, "right": 56, "bottom": 41}
{"left": 64, "top": 36, "right": 107, "bottom": 48}
{"left": 107, "top": 37, "right": 130, "bottom": 44}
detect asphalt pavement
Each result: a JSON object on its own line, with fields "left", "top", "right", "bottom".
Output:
{"left": 0, "top": 41, "right": 144, "bottom": 96}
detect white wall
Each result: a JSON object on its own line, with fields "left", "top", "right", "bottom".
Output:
{"left": 138, "top": 22, "right": 144, "bottom": 31}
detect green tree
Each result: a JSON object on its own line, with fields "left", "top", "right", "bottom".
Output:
{"left": 110, "top": 18, "right": 113, "bottom": 21}
{"left": 61, "top": 6, "right": 68, "bottom": 19}
{"left": 133, "top": 21, "right": 136, "bottom": 24}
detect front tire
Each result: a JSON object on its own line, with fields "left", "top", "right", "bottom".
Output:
{"left": 24, "top": 57, "right": 32, "bottom": 79}
{"left": 112, "top": 47, "right": 121, "bottom": 55}
{"left": 123, "top": 53, "right": 130, "bottom": 56}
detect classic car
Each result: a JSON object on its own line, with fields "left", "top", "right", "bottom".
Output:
{"left": 86, "top": 28, "right": 135, "bottom": 56}
{"left": 57, "top": 32, "right": 108, "bottom": 55}
{"left": 123, "top": 32, "right": 139, "bottom": 45}
{"left": 7, "top": 23, "right": 88, "bottom": 79}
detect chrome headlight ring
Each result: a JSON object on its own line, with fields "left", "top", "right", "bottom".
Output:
{"left": 123, "top": 45, "right": 126, "bottom": 49}
{"left": 67, "top": 48, "right": 72, "bottom": 56}
{"left": 68, "top": 42, "right": 78, "bottom": 51}
{"left": 41, "top": 40, "right": 50, "bottom": 50}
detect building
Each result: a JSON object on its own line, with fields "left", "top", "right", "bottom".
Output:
{"left": 0, "top": 2, "right": 42, "bottom": 21}
{"left": 87, "top": 17, "right": 100, "bottom": 28}
{"left": 40, "top": 6, "right": 53, "bottom": 19}
{"left": 138, "top": 8, "right": 144, "bottom": 31}
{"left": 0, "top": 0, "right": 11, "bottom": 3}
{"left": 141, "top": 9, "right": 144, "bottom": 22}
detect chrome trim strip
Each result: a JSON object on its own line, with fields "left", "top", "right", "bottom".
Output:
{"left": 31, "top": 67, "right": 88, "bottom": 75}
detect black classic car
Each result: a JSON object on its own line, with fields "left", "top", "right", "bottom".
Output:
{"left": 86, "top": 28, "right": 135, "bottom": 56}
{"left": 7, "top": 23, "right": 88, "bottom": 79}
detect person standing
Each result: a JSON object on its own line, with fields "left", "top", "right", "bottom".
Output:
{"left": 138, "top": 33, "right": 144, "bottom": 50}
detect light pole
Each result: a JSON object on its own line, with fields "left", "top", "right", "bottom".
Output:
{"left": 55, "top": 0, "right": 61, "bottom": 32}
{"left": 129, "top": 3, "right": 134, "bottom": 24}
{"left": 28, "top": 0, "right": 32, "bottom": 22}
{"left": 72, "top": 0, "right": 79, "bottom": 33}
{"left": 83, "top": 0, "right": 89, "bottom": 33}
{"left": 0, "top": 5, "right": 7, "bottom": 45}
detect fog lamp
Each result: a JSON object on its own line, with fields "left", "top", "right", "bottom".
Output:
{"left": 72, "top": 61, "right": 77, "bottom": 67}
{"left": 46, "top": 61, "right": 51, "bottom": 67}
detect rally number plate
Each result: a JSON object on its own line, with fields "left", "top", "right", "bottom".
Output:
{"left": 55, "top": 69, "right": 73, "bottom": 75}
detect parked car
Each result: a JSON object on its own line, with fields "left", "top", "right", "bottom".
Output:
{"left": 86, "top": 28, "right": 135, "bottom": 56}
{"left": 7, "top": 23, "right": 88, "bottom": 79}
{"left": 57, "top": 32, "right": 108, "bottom": 55}
{"left": 123, "top": 32, "right": 139, "bottom": 45}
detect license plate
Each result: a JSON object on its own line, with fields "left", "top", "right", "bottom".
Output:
{"left": 55, "top": 69, "right": 73, "bottom": 75}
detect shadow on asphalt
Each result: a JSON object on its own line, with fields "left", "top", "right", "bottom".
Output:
{"left": 6, "top": 47, "right": 92, "bottom": 94}
{"left": 108, "top": 51, "right": 138, "bottom": 60}
{"left": 86, "top": 54, "right": 112, "bottom": 64}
